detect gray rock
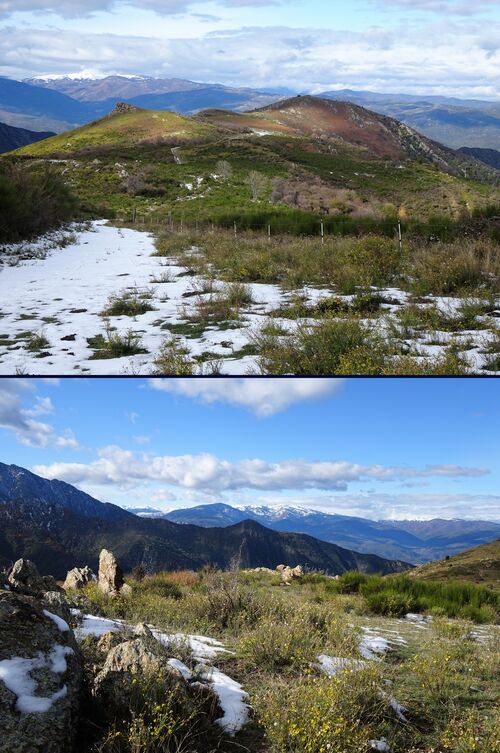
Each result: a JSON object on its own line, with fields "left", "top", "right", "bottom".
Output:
{"left": 63, "top": 566, "right": 95, "bottom": 592}
{"left": 0, "top": 592, "right": 81, "bottom": 753}
{"left": 42, "top": 592, "right": 72, "bottom": 626}
{"left": 7, "top": 559, "right": 59, "bottom": 597}
{"left": 98, "top": 550, "right": 124, "bottom": 597}
{"left": 93, "top": 638, "right": 185, "bottom": 718}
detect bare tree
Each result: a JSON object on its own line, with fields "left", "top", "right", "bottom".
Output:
{"left": 248, "top": 170, "right": 267, "bottom": 201}
{"left": 216, "top": 160, "right": 233, "bottom": 180}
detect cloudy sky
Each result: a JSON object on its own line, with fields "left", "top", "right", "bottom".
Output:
{"left": 0, "top": 377, "right": 499, "bottom": 521}
{"left": 0, "top": 0, "right": 499, "bottom": 98}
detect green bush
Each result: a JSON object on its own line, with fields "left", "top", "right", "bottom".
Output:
{"left": 0, "top": 162, "right": 77, "bottom": 242}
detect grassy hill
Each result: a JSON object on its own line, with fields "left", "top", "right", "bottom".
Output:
{"left": 8, "top": 97, "right": 500, "bottom": 228}
{"left": 411, "top": 539, "right": 500, "bottom": 587}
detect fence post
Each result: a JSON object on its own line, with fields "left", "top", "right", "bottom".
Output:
{"left": 132, "top": 207, "right": 136, "bottom": 224}
{"left": 268, "top": 224, "right": 271, "bottom": 242}
{"left": 234, "top": 221, "right": 237, "bottom": 238}
{"left": 321, "top": 220, "right": 324, "bottom": 245}
{"left": 398, "top": 221, "right": 402, "bottom": 252}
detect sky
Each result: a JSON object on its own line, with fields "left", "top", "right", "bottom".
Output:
{"left": 0, "top": 376, "right": 499, "bottom": 522}
{"left": 0, "top": 0, "right": 499, "bottom": 98}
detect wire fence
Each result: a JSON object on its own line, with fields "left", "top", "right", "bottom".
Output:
{"left": 114, "top": 208, "right": 500, "bottom": 246}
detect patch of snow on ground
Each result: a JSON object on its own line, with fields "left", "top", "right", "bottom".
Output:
{"left": 167, "top": 658, "right": 193, "bottom": 680}
{"left": 370, "top": 738, "right": 390, "bottom": 752}
{"left": 199, "top": 665, "right": 250, "bottom": 735}
{"left": 76, "top": 614, "right": 125, "bottom": 639}
{"left": 152, "top": 629, "right": 230, "bottom": 662}
{"left": 43, "top": 609, "right": 70, "bottom": 633}
{"left": 317, "top": 654, "right": 367, "bottom": 676}
{"left": 359, "top": 629, "right": 390, "bottom": 660}
{"left": 0, "top": 220, "right": 496, "bottom": 374}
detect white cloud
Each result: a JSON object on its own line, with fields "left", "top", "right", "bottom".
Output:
{"left": 149, "top": 377, "right": 344, "bottom": 416}
{"left": 0, "top": 379, "right": 79, "bottom": 449}
{"left": 32, "top": 446, "right": 487, "bottom": 493}
{"left": 0, "top": 20, "right": 499, "bottom": 98}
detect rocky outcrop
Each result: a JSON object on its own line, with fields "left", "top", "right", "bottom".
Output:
{"left": 277, "top": 564, "right": 303, "bottom": 584}
{"left": 0, "top": 591, "right": 81, "bottom": 753}
{"left": 98, "top": 550, "right": 124, "bottom": 597}
{"left": 63, "top": 566, "right": 95, "bottom": 592}
{"left": 112, "top": 102, "right": 140, "bottom": 115}
{"left": 93, "top": 637, "right": 185, "bottom": 718}
{"left": 7, "top": 559, "right": 59, "bottom": 597}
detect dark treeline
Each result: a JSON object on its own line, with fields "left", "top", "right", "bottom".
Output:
{"left": 0, "top": 162, "right": 77, "bottom": 243}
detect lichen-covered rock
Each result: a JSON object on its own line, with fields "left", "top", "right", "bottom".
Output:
{"left": 63, "top": 566, "right": 95, "bottom": 592}
{"left": 7, "top": 559, "right": 59, "bottom": 597}
{"left": 279, "top": 564, "right": 303, "bottom": 584}
{"left": 0, "top": 592, "right": 81, "bottom": 753}
{"left": 98, "top": 550, "right": 124, "bottom": 597}
{"left": 42, "top": 592, "right": 72, "bottom": 626}
{"left": 93, "top": 638, "right": 185, "bottom": 717}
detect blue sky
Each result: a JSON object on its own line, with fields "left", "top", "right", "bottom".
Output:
{"left": 0, "top": 377, "right": 498, "bottom": 521}
{"left": 0, "top": 0, "right": 499, "bottom": 98}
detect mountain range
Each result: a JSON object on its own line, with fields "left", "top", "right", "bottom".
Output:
{"left": 0, "top": 462, "right": 410, "bottom": 579}
{"left": 1, "top": 75, "right": 499, "bottom": 152}
{"left": 160, "top": 503, "right": 500, "bottom": 564}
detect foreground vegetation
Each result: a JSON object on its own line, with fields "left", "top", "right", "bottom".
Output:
{"left": 74, "top": 567, "right": 500, "bottom": 753}
{"left": 0, "top": 161, "right": 77, "bottom": 243}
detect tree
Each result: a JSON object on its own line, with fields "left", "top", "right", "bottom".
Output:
{"left": 216, "top": 160, "right": 233, "bottom": 181}
{"left": 248, "top": 170, "right": 267, "bottom": 201}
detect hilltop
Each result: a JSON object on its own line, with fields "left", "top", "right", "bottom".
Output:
{"left": 411, "top": 539, "right": 500, "bottom": 587}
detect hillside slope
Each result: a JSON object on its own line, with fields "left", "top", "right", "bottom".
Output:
{"left": 411, "top": 539, "right": 500, "bottom": 587}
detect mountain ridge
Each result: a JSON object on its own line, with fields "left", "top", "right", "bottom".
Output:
{"left": 0, "top": 461, "right": 411, "bottom": 579}
{"left": 162, "top": 502, "right": 500, "bottom": 564}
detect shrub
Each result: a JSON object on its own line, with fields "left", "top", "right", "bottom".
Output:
{"left": 411, "top": 243, "right": 486, "bottom": 295}
{"left": 152, "top": 338, "right": 194, "bottom": 375}
{"left": 365, "top": 590, "right": 417, "bottom": 618}
{"left": 254, "top": 667, "right": 385, "bottom": 753}
{"left": 240, "top": 611, "right": 323, "bottom": 672}
{"left": 253, "top": 318, "right": 390, "bottom": 375}
{"left": 0, "top": 162, "right": 77, "bottom": 243}
{"left": 26, "top": 332, "right": 50, "bottom": 352}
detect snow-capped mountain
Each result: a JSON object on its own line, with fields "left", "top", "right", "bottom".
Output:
{"left": 163, "top": 503, "right": 500, "bottom": 564}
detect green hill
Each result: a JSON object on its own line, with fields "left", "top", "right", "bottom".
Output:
{"left": 8, "top": 96, "right": 500, "bottom": 226}
{"left": 411, "top": 539, "right": 500, "bottom": 587}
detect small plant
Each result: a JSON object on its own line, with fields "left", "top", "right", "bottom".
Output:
{"left": 101, "top": 288, "right": 156, "bottom": 317}
{"left": 89, "top": 323, "right": 147, "bottom": 360}
{"left": 26, "top": 332, "right": 50, "bottom": 352}
{"left": 152, "top": 338, "right": 194, "bottom": 375}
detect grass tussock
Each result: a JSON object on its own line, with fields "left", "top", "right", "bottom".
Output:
{"left": 101, "top": 288, "right": 156, "bottom": 318}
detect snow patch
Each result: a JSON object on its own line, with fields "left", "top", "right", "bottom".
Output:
{"left": 0, "top": 644, "right": 72, "bottom": 714}
{"left": 43, "top": 610, "right": 70, "bottom": 633}
{"left": 199, "top": 665, "right": 249, "bottom": 735}
{"left": 167, "top": 658, "right": 193, "bottom": 680}
{"left": 317, "top": 654, "right": 367, "bottom": 676}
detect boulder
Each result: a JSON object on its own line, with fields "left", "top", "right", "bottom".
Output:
{"left": 93, "top": 638, "right": 185, "bottom": 717}
{"left": 98, "top": 550, "right": 124, "bottom": 597}
{"left": 7, "top": 559, "right": 59, "bottom": 597}
{"left": 0, "top": 591, "right": 81, "bottom": 753}
{"left": 278, "top": 564, "right": 303, "bottom": 584}
{"left": 63, "top": 566, "right": 95, "bottom": 592}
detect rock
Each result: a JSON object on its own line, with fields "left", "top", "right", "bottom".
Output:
{"left": 276, "top": 564, "right": 287, "bottom": 572}
{"left": 278, "top": 565, "right": 303, "bottom": 584}
{"left": 112, "top": 102, "right": 139, "bottom": 115}
{"left": 98, "top": 550, "right": 124, "bottom": 597}
{"left": 251, "top": 567, "right": 275, "bottom": 574}
{"left": 63, "top": 566, "right": 95, "bottom": 592}
{"left": 0, "top": 591, "right": 81, "bottom": 753}
{"left": 7, "top": 559, "right": 59, "bottom": 597}
{"left": 93, "top": 638, "right": 185, "bottom": 717}
{"left": 42, "top": 592, "right": 72, "bottom": 626}
{"left": 96, "top": 632, "right": 126, "bottom": 656}
{"left": 120, "top": 583, "right": 133, "bottom": 598}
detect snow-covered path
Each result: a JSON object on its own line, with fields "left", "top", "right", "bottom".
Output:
{"left": 0, "top": 221, "right": 285, "bottom": 375}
